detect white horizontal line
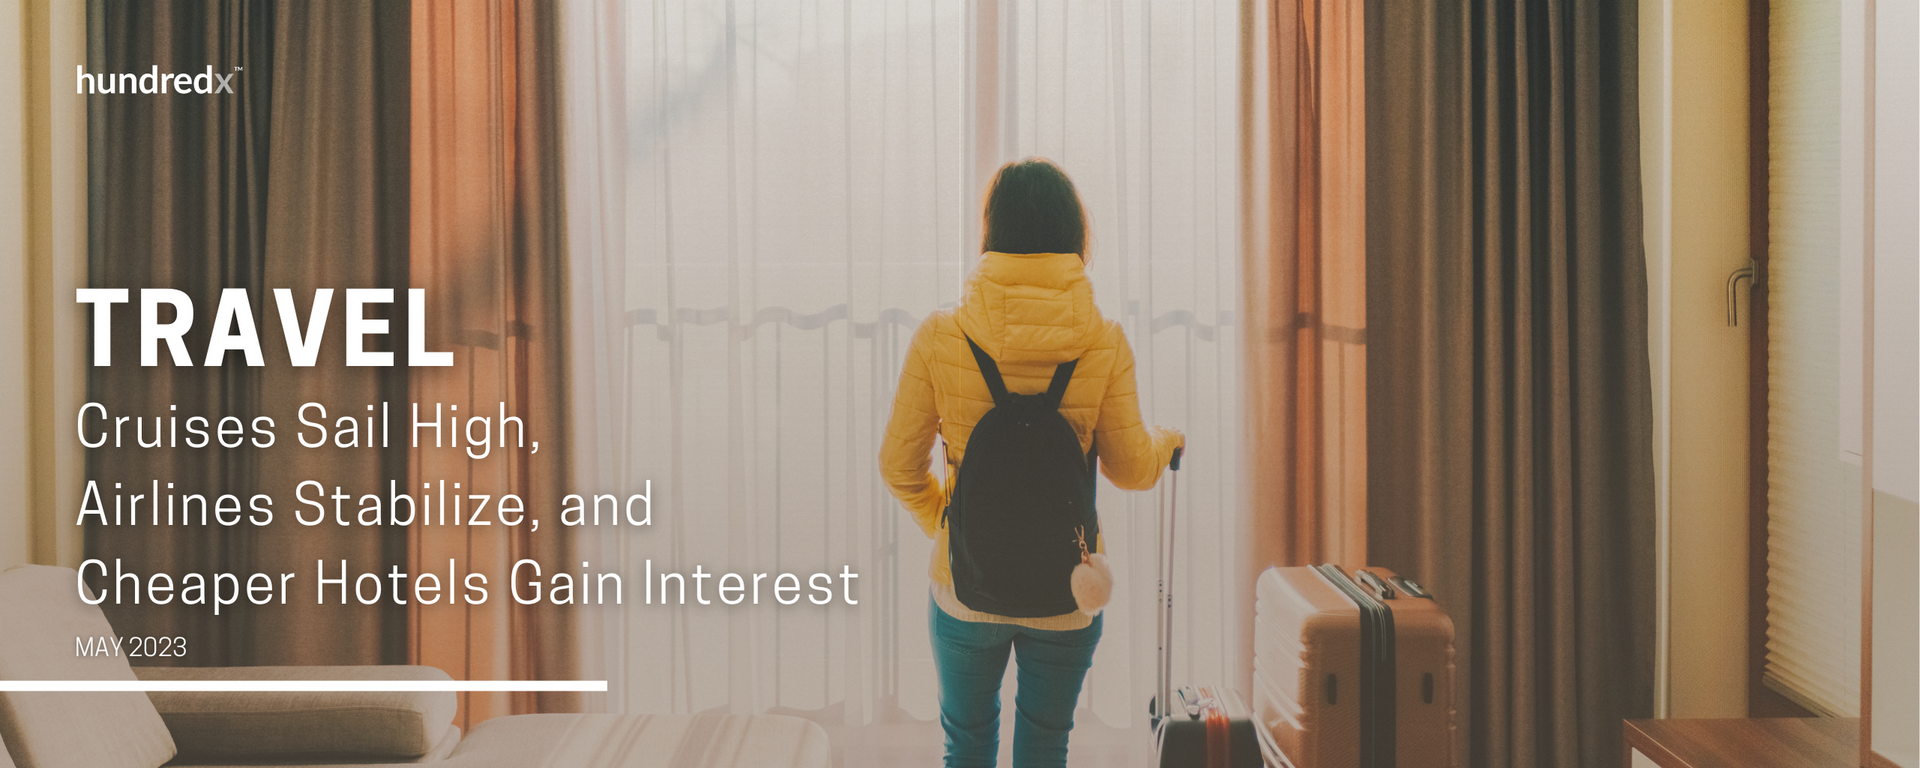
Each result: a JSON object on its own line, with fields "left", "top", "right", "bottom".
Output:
{"left": 0, "top": 680, "right": 608, "bottom": 692}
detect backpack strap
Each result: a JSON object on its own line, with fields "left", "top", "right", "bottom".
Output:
{"left": 964, "top": 335, "right": 1012, "bottom": 406}
{"left": 1044, "top": 358, "right": 1078, "bottom": 408}
{"left": 965, "top": 334, "right": 1080, "bottom": 409}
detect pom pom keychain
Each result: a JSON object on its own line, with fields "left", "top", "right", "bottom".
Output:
{"left": 1070, "top": 525, "right": 1113, "bottom": 615}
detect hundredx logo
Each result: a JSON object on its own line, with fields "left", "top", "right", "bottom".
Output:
{"left": 75, "top": 65, "right": 240, "bottom": 95}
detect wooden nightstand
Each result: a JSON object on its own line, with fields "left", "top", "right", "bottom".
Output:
{"left": 1623, "top": 718, "right": 1860, "bottom": 768}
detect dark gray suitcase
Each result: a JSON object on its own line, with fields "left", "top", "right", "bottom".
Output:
{"left": 1148, "top": 449, "right": 1273, "bottom": 768}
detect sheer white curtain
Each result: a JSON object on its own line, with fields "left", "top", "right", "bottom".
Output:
{"left": 562, "top": 0, "right": 1240, "bottom": 729}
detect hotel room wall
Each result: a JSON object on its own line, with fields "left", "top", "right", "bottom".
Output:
{"left": 1, "top": 0, "right": 84, "bottom": 571}
{"left": 2, "top": 0, "right": 31, "bottom": 567}
{"left": 1658, "top": 0, "right": 1753, "bottom": 718}
{"left": 1869, "top": 0, "right": 1918, "bottom": 760}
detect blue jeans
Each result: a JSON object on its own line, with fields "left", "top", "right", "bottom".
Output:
{"left": 930, "top": 595, "right": 1102, "bottom": 768}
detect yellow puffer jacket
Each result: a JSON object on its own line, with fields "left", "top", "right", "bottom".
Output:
{"left": 880, "top": 251, "right": 1182, "bottom": 626}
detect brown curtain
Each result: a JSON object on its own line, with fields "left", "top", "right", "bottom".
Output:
{"left": 408, "top": 0, "right": 582, "bottom": 727}
{"left": 86, "top": 0, "right": 413, "bottom": 666}
{"left": 1244, "top": 0, "right": 1369, "bottom": 576}
{"left": 1365, "top": 3, "right": 1657, "bottom": 768}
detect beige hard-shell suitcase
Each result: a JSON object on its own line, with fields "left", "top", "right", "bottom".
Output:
{"left": 1253, "top": 565, "right": 1456, "bottom": 768}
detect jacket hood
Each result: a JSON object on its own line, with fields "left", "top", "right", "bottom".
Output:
{"left": 954, "top": 251, "right": 1105, "bottom": 367}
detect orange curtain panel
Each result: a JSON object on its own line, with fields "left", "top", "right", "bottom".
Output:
{"left": 1243, "top": 0, "right": 1367, "bottom": 577}
{"left": 409, "top": 0, "right": 582, "bottom": 727}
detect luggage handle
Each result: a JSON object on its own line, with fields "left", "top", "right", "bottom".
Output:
{"left": 1176, "top": 685, "right": 1205, "bottom": 719}
{"left": 1153, "top": 447, "right": 1182, "bottom": 727}
{"left": 1389, "top": 575, "right": 1431, "bottom": 600}
{"left": 1355, "top": 569, "right": 1396, "bottom": 600}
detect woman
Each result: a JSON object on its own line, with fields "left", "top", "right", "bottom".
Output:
{"left": 879, "top": 158, "right": 1183, "bottom": 768}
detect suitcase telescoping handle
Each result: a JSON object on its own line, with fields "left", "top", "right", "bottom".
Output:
{"left": 1153, "top": 447, "right": 1183, "bottom": 727}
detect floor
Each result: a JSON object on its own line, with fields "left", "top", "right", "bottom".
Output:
{"left": 819, "top": 710, "right": 1153, "bottom": 768}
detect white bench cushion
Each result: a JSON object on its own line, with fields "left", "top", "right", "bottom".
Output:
{"left": 0, "top": 565, "right": 176, "bottom": 768}
{"left": 137, "top": 666, "right": 457, "bottom": 761}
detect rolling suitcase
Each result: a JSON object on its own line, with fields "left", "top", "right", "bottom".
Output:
{"left": 1252, "top": 564, "right": 1456, "bottom": 768}
{"left": 1149, "top": 449, "right": 1276, "bottom": 768}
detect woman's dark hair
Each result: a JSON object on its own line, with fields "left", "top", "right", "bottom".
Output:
{"left": 981, "top": 158, "right": 1089, "bottom": 259}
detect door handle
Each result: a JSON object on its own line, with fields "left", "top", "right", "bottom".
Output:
{"left": 1727, "top": 260, "right": 1756, "bottom": 326}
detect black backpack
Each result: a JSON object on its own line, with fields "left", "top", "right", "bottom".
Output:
{"left": 944, "top": 335, "right": 1098, "bottom": 617}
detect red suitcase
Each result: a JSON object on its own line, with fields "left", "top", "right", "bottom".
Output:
{"left": 1253, "top": 564, "right": 1456, "bottom": 768}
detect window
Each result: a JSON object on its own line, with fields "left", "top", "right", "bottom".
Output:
{"left": 1762, "top": 0, "right": 1860, "bottom": 718}
{"left": 561, "top": 0, "right": 1241, "bottom": 728}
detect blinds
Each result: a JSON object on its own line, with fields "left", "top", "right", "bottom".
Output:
{"left": 1764, "top": 0, "right": 1860, "bottom": 718}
